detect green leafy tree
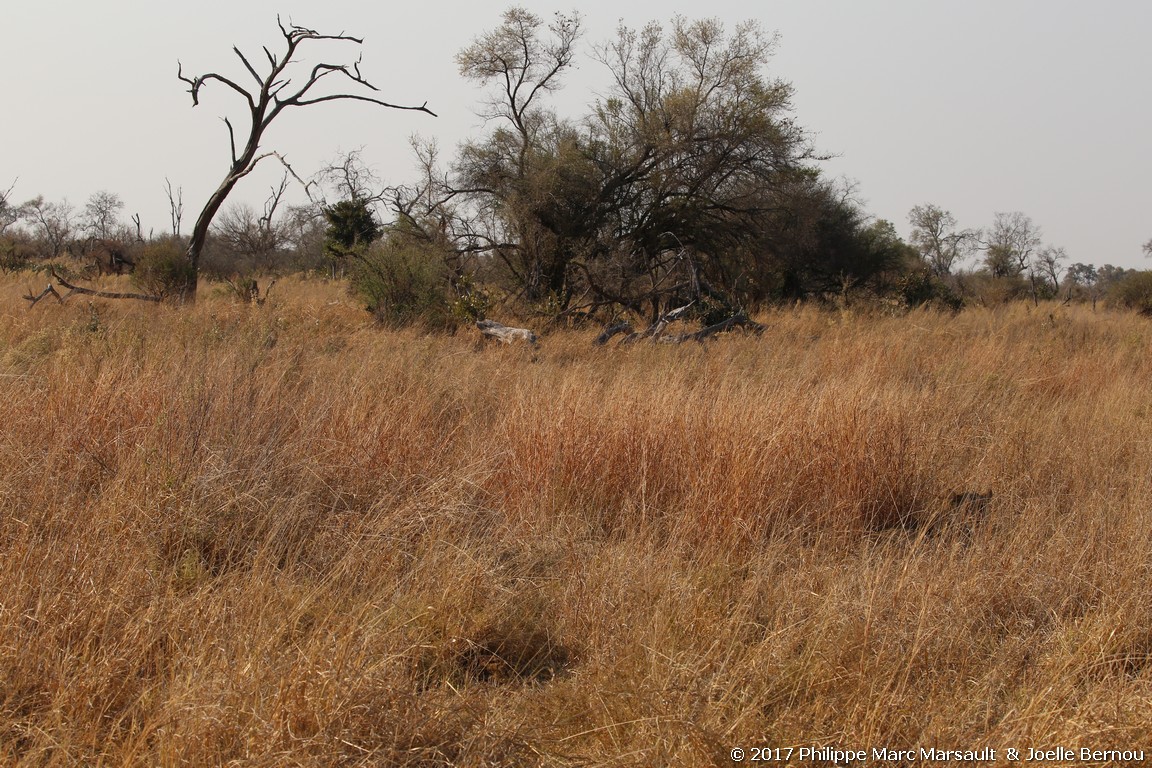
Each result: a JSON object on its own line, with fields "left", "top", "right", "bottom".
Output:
{"left": 347, "top": 218, "right": 457, "bottom": 328}
{"left": 583, "top": 16, "right": 822, "bottom": 313}
{"left": 1065, "top": 262, "right": 1101, "bottom": 308}
{"left": 451, "top": 10, "right": 837, "bottom": 318}
{"left": 422, "top": 9, "right": 911, "bottom": 320}
{"left": 323, "top": 199, "right": 382, "bottom": 262}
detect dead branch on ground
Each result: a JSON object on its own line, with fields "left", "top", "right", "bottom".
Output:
{"left": 477, "top": 319, "right": 538, "bottom": 345}
{"left": 24, "top": 269, "right": 163, "bottom": 307}
{"left": 597, "top": 305, "right": 765, "bottom": 345}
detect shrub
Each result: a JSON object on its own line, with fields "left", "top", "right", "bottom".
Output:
{"left": 132, "top": 238, "right": 197, "bottom": 300}
{"left": 955, "top": 272, "right": 1030, "bottom": 306}
{"left": 0, "top": 235, "right": 33, "bottom": 273}
{"left": 449, "top": 273, "right": 492, "bottom": 324}
{"left": 1108, "top": 270, "right": 1152, "bottom": 315}
{"left": 350, "top": 239, "right": 455, "bottom": 329}
{"left": 898, "top": 269, "right": 964, "bottom": 311}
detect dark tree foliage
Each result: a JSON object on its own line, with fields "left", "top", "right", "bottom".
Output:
{"left": 324, "top": 199, "right": 382, "bottom": 260}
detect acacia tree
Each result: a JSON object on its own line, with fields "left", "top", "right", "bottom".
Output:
{"left": 176, "top": 16, "right": 435, "bottom": 302}
{"left": 450, "top": 10, "right": 825, "bottom": 317}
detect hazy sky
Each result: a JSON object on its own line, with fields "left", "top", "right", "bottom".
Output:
{"left": 4, "top": 1, "right": 1150, "bottom": 268}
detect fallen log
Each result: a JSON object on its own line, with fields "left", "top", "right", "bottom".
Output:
{"left": 645, "top": 303, "right": 693, "bottom": 339}
{"left": 24, "top": 269, "right": 164, "bottom": 306}
{"left": 613, "top": 303, "right": 694, "bottom": 345}
{"left": 53, "top": 270, "right": 163, "bottom": 302}
{"left": 476, "top": 319, "right": 538, "bottom": 345}
{"left": 595, "top": 309, "right": 763, "bottom": 346}
{"left": 594, "top": 322, "right": 635, "bottom": 346}
{"left": 678, "top": 314, "right": 765, "bottom": 342}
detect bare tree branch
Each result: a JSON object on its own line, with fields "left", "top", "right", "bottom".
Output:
{"left": 260, "top": 173, "right": 291, "bottom": 229}
{"left": 223, "top": 117, "right": 238, "bottom": 164}
{"left": 23, "top": 284, "right": 64, "bottom": 307}
{"left": 233, "top": 46, "right": 263, "bottom": 87}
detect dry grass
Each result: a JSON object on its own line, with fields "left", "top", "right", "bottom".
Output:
{"left": 1, "top": 273, "right": 1151, "bottom": 765}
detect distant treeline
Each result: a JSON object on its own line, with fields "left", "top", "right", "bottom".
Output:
{"left": 3, "top": 8, "right": 1151, "bottom": 322}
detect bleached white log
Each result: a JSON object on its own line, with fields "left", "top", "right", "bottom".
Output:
{"left": 476, "top": 319, "right": 538, "bottom": 345}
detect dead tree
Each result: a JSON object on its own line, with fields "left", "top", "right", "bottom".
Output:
{"left": 165, "top": 179, "right": 184, "bottom": 237}
{"left": 176, "top": 16, "right": 435, "bottom": 302}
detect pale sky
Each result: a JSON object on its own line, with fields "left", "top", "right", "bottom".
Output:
{"left": 4, "top": 1, "right": 1150, "bottom": 268}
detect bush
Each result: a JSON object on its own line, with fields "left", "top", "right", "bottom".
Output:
{"left": 0, "top": 235, "right": 33, "bottom": 273}
{"left": 1108, "top": 270, "right": 1152, "bottom": 315}
{"left": 449, "top": 273, "right": 492, "bottom": 324}
{"left": 350, "top": 239, "right": 456, "bottom": 329}
{"left": 132, "top": 238, "right": 197, "bottom": 300}
{"left": 898, "top": 269, "right": 964, "bottom": 311}
{"left": 954, "top": 272, "right": 1030, "bottom": 306}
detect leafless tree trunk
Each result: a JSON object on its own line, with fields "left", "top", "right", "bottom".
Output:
{"left": 176, "top": 16, "right": 435, "bottom": 302}
{"left": 165, "top": 178, "right": 184, "bottom": 238}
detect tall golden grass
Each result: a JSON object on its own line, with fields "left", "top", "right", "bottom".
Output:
{"left": 1, "top": 274, "right": 1151, "bottom": 765}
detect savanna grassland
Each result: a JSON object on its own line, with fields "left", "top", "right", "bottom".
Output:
{"left": 1, "top": 273, "right": 1151, "bottom": 766}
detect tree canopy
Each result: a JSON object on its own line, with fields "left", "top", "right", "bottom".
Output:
{"left": 409, "top": 8, "right": 907, "bottom": 321}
